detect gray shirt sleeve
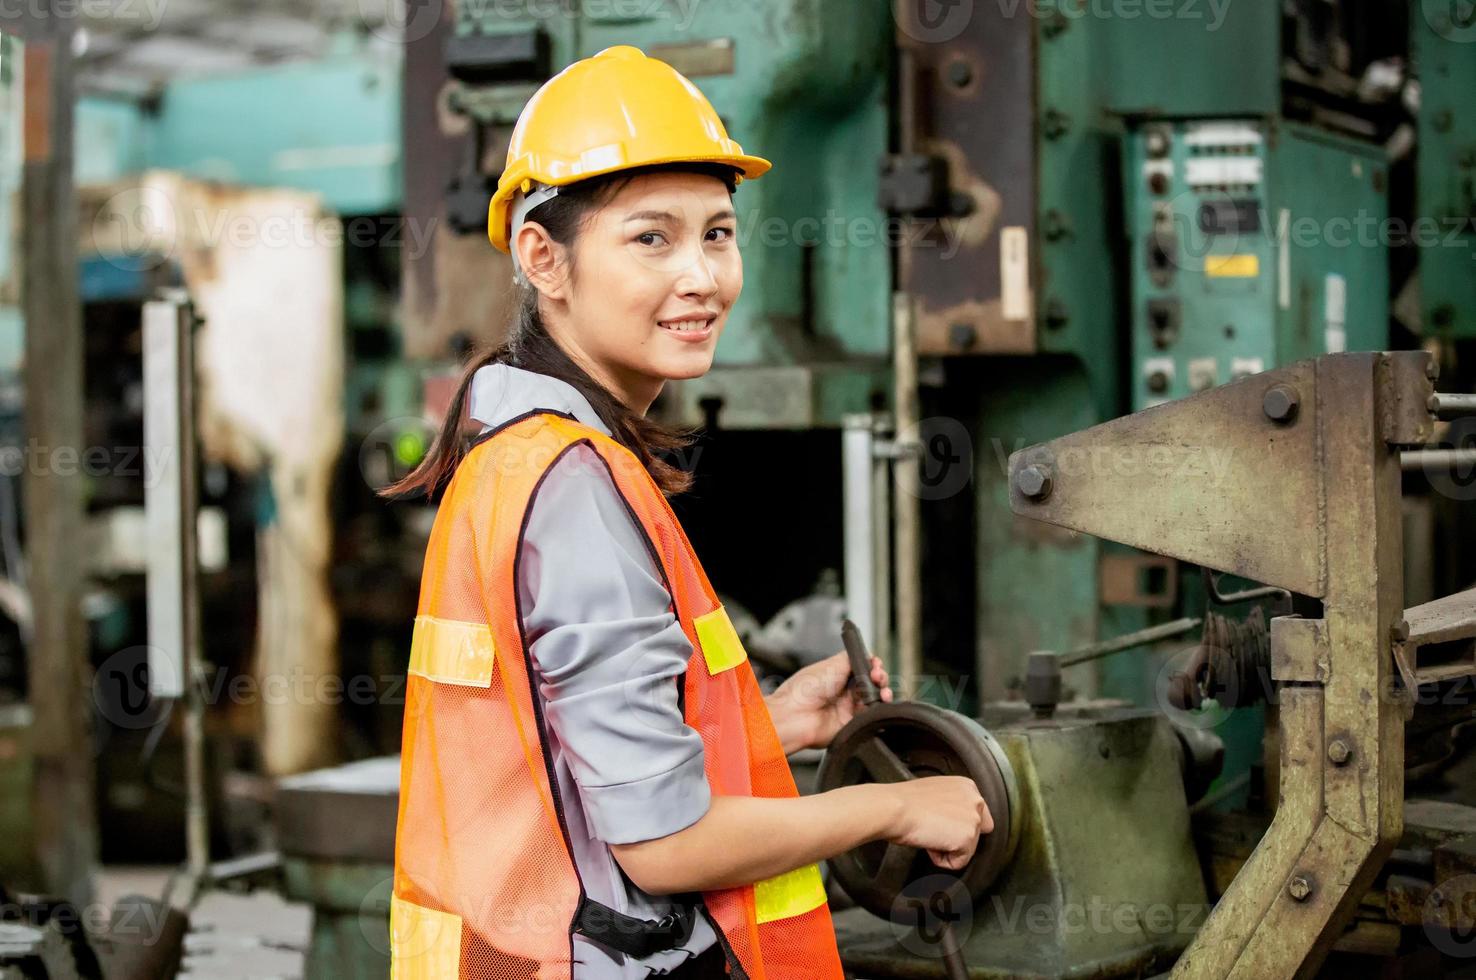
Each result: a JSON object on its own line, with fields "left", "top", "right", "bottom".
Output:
{"left": 517, "top": 443, "right": 712, "bottom": 846}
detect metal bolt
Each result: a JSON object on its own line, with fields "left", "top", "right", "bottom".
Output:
{"left": 1427, "top": 358, "right": 1441, "bottom": 382}
{"left": 1043, "top": 209, "right": 1070, "bottom": 242}
{"left": 1016, "top": 464, "right": 1054, "bottom": 501}
{"left": 1288, "top": 874, "right": 1313, "bottom": 902}
{"left": 1145, "top": 129, "right": 1170, "bottom": 159}
{"left": 948, "top": 323, "right": 978, "bottom": 352}
{"left": 1327, "top": 738, "right": 1351, "bottom": 766}
{"left": 1025, "top": 651, "right": 1062, "bottom": 719}
{"left": 1043, "top": 109, "right": 1070, "bottom": 141}
{"left": 1428, "top": 393, "right": 1442, "bottom": 414}
{"left": 1391, "top": 619, "right": 1411, "bottom": 644}
{"left": 946, "top": 59, "right": 973, "bottom": 89}
{"left": 1043, "top": 299, "right": 1070, "bottom": 331}
{"left": 1263, "top": 384, "right": 1300, "bottom": 424}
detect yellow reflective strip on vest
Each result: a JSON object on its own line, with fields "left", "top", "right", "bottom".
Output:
{"left": 753, "top": 863, "right": 827, "bottom": 924}
{"left": 694, "top": 604, "right": 748, "bottom": 675}
{"left": 389, "top": 895, "right": 462, "bottom": 979}
{"left": 407, "top": 615, "right": 495, "bottom": 687}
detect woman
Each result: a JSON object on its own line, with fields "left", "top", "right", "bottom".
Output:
{"left": 383, "top": 46, "right": 991, "bottom": 979}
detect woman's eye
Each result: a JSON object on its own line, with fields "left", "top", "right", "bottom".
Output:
{"left": 636, "top": 231, "right": 667, "bottom": 247}
{"left": 708, "top": 226, "right": 735, "bottom": 243}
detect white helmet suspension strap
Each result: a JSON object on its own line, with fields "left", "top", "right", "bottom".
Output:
{"left": 509, "top": 182, "right": 562, "bottom": 286}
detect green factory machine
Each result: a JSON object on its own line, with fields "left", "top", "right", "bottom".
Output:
{"left": 401, "top": 1, "right": 1462, "bottom": 737}
{"left": 1125, "top": 120, "right": 1388, "bottom": 409}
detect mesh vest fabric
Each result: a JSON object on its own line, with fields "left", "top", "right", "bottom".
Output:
{"left": 391, "top": 412, "right": 846, "bottom": 979}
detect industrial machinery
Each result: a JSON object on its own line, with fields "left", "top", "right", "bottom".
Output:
{"left": 821, "top": 621, "right": 1215, "bottom": 979}
{"left": 812, "top": 350, "right": 1476, "bottom": 977}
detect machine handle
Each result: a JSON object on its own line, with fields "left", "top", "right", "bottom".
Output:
{"left": 841, "top": 618, "right": 882, "bottom": 707}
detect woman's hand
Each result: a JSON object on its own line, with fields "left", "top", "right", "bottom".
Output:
{"left": 883, "top": 776, "right": 992, "bottom": 870}
{"left": 765, "top": 651, "right": 893, "bottom": 754}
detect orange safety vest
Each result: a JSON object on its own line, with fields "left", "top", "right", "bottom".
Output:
{"left": 391, "top": 410, "right": 846, "bottom": 979}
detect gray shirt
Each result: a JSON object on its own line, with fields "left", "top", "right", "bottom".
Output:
{"left": 467, "top": 363, "right": 719, "bottom": 977}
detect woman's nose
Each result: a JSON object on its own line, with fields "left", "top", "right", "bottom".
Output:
{"left": 674, "top": 245, "right": 719, "bottom": 298}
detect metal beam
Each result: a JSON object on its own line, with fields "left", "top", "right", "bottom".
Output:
{"left": 1010, "top": 351, "right": 1432, "bottom": 977}
{"left": 17, "top": 1, "right": 95, "bottom": 904}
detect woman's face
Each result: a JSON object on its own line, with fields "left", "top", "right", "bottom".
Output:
{"left": 522, "top": 170, "right": 742, "bottom": 412}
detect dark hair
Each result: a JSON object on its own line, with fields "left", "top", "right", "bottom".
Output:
{"left": 380, "top": 161, "right": 740, "bottom": 502}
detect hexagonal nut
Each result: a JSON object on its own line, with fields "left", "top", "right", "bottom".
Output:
{"left": 1016, "top": 464, "right": 1054, "bottom": 501}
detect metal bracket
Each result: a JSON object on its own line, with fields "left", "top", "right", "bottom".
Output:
{"left": 1270, "top": 615, "right": 1330, "bottom": 685}
{"left": 1380, "top": 350, "right": 1438, "bottom": 447}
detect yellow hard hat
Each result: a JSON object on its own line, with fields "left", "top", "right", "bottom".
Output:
{"left": 487, "top": 45, "right": 772, "bottom": 253}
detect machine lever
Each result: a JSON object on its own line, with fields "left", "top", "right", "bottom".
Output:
{"left": 841, "top": 618, "right": 883, "bottom": 707}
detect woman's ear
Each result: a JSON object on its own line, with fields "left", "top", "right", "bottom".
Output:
{"left": 513, "top": 222, "right": 568, "bottom": 299}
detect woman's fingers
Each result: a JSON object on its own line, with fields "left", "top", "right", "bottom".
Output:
{"left": 868, "top": 656, "right": 894, "bottom": 701}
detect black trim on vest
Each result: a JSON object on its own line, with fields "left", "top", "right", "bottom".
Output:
{"left": 696, "top": 902, "right": 751, "bottom": 980}
{"left": 468, "top": 407, "right": 579, "bottom": 454}
{"left": 512, "top": 437, "right": 591, "bottom": 972}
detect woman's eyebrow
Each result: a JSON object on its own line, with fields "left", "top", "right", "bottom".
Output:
{"left": 625, "top": 209, "right": 675, "bottom": 223}
{"left": 624, "top": 208, "right": 738, "bottom": 224}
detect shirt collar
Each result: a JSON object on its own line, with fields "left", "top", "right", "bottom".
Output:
{"left": 466, "top": 362, "right": 612, "bottom": 437}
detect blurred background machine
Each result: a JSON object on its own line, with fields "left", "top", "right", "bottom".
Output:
{"left": 6, "top": 0, "right": 1476, "bottom": 976}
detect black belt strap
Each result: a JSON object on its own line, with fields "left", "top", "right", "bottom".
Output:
{"left": 572, "top": 893, "right": 700, "bottom": 959}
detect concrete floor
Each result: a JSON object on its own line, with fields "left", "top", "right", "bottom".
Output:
{"left": 98, "top": 866, "right": 311, "bottom": 979}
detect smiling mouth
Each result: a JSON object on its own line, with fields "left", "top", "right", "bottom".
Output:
{"left": 657, "top": 317, "right": 715, "bottom": 332}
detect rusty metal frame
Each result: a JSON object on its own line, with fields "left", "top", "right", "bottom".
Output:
{"left": 1008, "top": 351, "right": 1436, "bottom": 977}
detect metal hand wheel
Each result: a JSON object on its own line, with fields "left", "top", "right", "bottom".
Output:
{"left": 817, "top": 622, "right": 1020, "bottom": 977}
